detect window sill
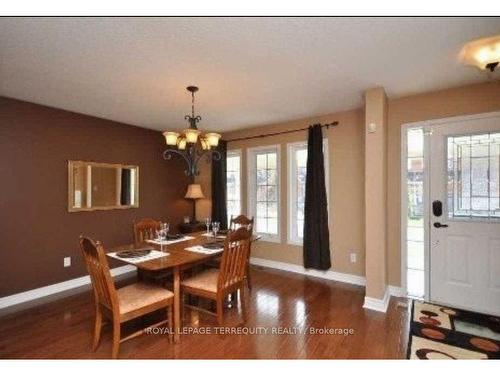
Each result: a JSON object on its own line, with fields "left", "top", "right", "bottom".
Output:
{"left": 255, "top": 234, "right": 281, "bottom": 244}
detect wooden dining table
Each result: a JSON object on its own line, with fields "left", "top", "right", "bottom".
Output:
{"left": 108, "top": 231, "right": 259, "bottom": 343}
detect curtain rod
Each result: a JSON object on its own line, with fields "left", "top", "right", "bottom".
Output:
{"left": 225, "top": 121, "right": 339, "bottom": 143}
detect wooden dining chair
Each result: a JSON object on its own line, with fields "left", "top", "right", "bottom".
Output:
{"left": 133, "top": 218, "right": 161, "bottom": 246}
{"left": 79, "top": 235, "right": 174, "bottom": 359}
{"left": 229, "top": 215, "right": 254, "bottom": 290}
{"left": 133, "top": 218, "right": 173, "bottom": 284}
{"left": 180, "top": 227, "right": 251, "bottom": 325}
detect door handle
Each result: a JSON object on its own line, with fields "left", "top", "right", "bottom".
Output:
{"left": 433, "top": 222, "right": 449, "bottom": 228}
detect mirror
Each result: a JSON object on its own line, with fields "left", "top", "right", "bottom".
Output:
{"left": 68, "top": 161, "right": 139, "bottom": 212}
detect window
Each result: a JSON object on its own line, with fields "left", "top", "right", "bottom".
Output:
{"left": 248, "top": 145, "right": 280, "bottom": 241}
{"left": 447, "top": 132, "right": 500, "bottom": 220}
{"left": 405, "top": 128, "right": 425, "bottom": 298}
{"left": 287, "top": 140, "right": 329, "bottom": 245}
{"left": 226, "top": 150, "right": 242, "bottom": 226}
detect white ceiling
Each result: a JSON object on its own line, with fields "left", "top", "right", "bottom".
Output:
{"left": 1, "top": 17, "right": 499, "bottom": 132}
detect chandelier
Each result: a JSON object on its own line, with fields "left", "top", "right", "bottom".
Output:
{"left": 162, "top": 86, "right": 222, "bottom": 177}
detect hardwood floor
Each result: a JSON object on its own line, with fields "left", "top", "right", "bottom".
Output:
{"left": 0, "top": 266, "right": 410, "bottom": 359}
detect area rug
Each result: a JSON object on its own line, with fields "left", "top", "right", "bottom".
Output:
{"left": 407, "top": 300, "right": 500, "bottom": 359}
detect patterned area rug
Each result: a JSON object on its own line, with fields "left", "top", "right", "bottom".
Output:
{"left": 407, "top": 300, "right": 500, "bottom": 359}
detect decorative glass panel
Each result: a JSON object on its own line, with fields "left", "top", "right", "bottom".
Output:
{"left": 447, "top": 132, "right": 500, "bottom": 219}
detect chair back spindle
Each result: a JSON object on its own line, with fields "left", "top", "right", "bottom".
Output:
{"left": 133, "top": 218, "right": 161, "bottom": 245}
{"left": 229, "top": 215, "right": 254, "bottom": 234}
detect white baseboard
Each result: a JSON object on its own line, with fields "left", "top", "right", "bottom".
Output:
{"left": 363, "top": 288, "right": 391, "bottom": 313}
{"left": 0, "top": 265, "right": 136, "bottom": 310}
{"left": 250, "top": 257, "right": 367, "bottom": 286}
{"left": 250, "top": 257, "right": 405, "bottom": 314}
{"left": 388, "top": 285, "right": 406, "bottom": 298}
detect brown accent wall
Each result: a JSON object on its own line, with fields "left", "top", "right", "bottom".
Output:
{"left": 222, "top": 108, "right": 366, "bottom": 277}
{"left": 0, "top": 97, "right": 191, "bottom": 297}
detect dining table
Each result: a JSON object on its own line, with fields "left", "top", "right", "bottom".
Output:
{"left": 108, "top": 231, "right": 260, "bottom": 343}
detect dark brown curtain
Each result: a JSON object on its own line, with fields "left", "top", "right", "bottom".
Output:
{"left": 303, "top": 125, "right": 331, "bottom": 270}
{"left": 211, "top": 140, "right": 228, "bottom": 230}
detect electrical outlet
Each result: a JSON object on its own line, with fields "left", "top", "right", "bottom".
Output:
{"left": 350, "top": 253, "right": 357, "bottom": 263}
{"left": 64, "top": 257, "right": 71, "bottom": 267}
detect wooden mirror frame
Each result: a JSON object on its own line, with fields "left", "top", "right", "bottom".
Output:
{"left": 68, "top": 160, "right": 139, "bottom": 212}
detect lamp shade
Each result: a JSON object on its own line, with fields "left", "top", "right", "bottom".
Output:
{"left": 163, "top": 131, "right": 179, "bottom": 146}
{"left": 200, "top": 136, "right": 211, "bottom": 150}
{"left": 177, "top": 136, "right": 187, "bottom": 150}
{"left": 461, "top": 35, "right": 500, "bottom": 71}
{"left": 185, "top": 184, "right": 204, "bottom": 199}
{"left": 184, "top": 128, "right": 201, "bottom": 143}
{"left": 205, "top": 132, "right": 221, "bottom": 147}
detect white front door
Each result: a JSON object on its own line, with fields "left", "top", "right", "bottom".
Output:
{"left": 429, "top": 114, "right": 500, "bottom": 315}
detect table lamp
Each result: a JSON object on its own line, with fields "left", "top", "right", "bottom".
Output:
{"left": 185, "top": 183, "right": 204, "bottom": 223}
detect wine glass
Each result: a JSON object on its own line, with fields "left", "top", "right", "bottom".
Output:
{"left": 158, "top": 222, "right": 169, "bottom": 252}
{"left": 162, "top": 222, "right": 170, "bottom": 238}
{"left": 205, "top": 217, "right": 212, "bottom": 235}
{"left": 212, "top": 221, "right": 220, "bottom": 239}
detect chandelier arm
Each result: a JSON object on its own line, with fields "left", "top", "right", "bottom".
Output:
{"left": 211, "top": 150, "right": 222, "bottom": 161}
{"left": 163, "top": 149, "right": 194, "bottom": 175}
{"left": 193, "top": 149, "right": 210, "bottom": 168}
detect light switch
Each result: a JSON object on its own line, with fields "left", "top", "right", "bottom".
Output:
{"left": 350, "top": 253, "right": 357, "bottom": 263}
{"left": 64, "top": 257, "right": 71, "bottom": 267}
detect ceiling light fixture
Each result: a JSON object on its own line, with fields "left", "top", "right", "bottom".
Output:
{"left": 460, "top": 35, "right": 500, "bottom": 73}
{"left": 162, "top": 86, "right": 222, "bottom": 177}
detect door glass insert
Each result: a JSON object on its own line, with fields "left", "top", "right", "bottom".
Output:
{"left": 447, "top": 132, "right": 500, "bottom": 219}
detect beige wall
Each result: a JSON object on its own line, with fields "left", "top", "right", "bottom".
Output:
{"left": 198, "top": 81, "right": 500, "bottom": 287}
{"left": 364, "top": 88, "right": 388, "bottom": 299}
{"left": 387, "top": 81, "right": 500, "bottom": 286}
{"left": 222, "top": 108, "right": 366, "bottom": 276}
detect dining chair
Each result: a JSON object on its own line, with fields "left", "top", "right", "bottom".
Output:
{"left": 133, "top": 218, "right": 172, "bottom": 284}
{"left": 180, "top": 227, "right": 251, "bottom": 325}
{"left": 79, "top": 235, "right": 174, "bottom": 359}
{"left": 133, "top": 218, "right": 161, "bottom": 245}
{"left": 229, "top": 215, "right": 254, "bottom": 290}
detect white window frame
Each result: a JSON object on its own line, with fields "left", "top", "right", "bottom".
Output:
{"left": 226, "top": 149, "right": 242, "bottom": 226}
{"left": 247, "top": 144, "right": 281, "bottom": 243}
{"left": 287, "top": 139, "right": 329, "bottom": 246}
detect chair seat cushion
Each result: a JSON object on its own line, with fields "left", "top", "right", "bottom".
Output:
{"left": 117, "top": 282, "right": 173, "bottom": 315}
{"left": 180, "top": 268, "right": 219, "bottom": 293}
